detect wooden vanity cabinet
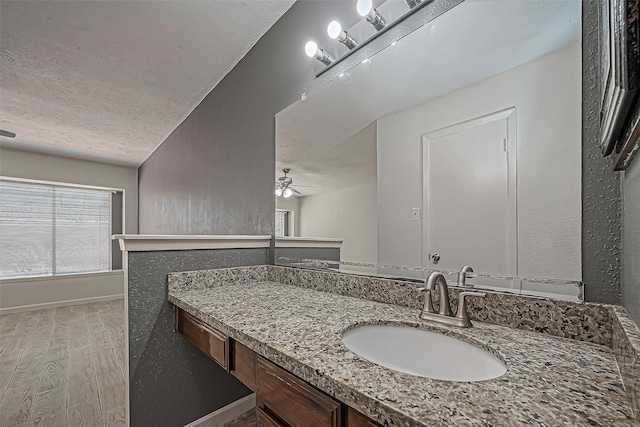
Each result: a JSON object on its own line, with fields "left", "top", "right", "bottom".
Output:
{"left": 173, "top": 306, "right": 382, "bottom": 427}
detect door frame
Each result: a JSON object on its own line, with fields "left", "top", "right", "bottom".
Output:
{"left": 421, "top": 107, "right": 517, "bottom": 275}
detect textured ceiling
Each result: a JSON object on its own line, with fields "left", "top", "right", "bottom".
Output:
{"left": 0, "top": 0, "right": 295, "bottom": 166}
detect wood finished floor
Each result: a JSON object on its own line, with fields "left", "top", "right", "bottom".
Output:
{"left": 0, "top": 300, "right": 126, "bottom": 427}
{"left": 221, "top": 408, "right": 256, "bottom": 427}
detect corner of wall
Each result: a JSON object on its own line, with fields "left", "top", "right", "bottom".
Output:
{"left": 581, "top": 0, "right": 622, "bottom": 304}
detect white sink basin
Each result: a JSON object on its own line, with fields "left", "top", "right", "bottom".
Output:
{"left": 342, "top": 324, "right": 507, "bottom": 382}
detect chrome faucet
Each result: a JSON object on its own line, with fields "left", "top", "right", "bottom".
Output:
{"left": 419, "top": 272, "right": 486, "bottom": 328}
{"left": 457, "top": 265, "right": 474, "bottom": 287}
{"left": 425, "top": 272, "right": 452, "bottom": 316}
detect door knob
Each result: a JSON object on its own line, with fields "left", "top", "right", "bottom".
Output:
{"left": 431, "top": 253, "right": 440, "bottom": 263}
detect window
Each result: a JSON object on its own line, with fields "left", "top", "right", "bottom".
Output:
{"left": 0, "top": 179, "right": 113, "bottom": 279}
{"left": 275, "top": 210, "right": 290, "bottom": 237}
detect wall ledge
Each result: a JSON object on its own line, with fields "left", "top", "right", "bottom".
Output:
{"left": 114, "top": 234, "right": 271, "bottom": 252}
{"left": 275, "top": 237, "right": 344, "bottom": 248}
{"left": 0, "top": 270, "right": 123, "bottom": 284}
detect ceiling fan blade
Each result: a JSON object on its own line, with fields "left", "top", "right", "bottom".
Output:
{"left": 0, "top": 129, "right": 16, "bottom": 138}
{"left": 291, "top": 184, "right": 320, "bottom": 189}
{"left": 291, "top": 187, "right": 302, "bottom": 195}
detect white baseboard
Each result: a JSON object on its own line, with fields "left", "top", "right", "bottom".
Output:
{"left": 185, "top": 394, "right": 256, "bottom": 427}
{"left": 0, "top": 294, "right": 124, "bottom": 315}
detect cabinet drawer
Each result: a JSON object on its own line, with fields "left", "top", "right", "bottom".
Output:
{"left": 256, "top": 357, "right": 340, "bottom": 427}
{"left": 345, "top": 407, "right": 383, "bottom": 427}
{"left": 175, "top": 307, "right": 229, "bottom": 370}
{"left": 256, "top": 407, "right": 285, "bottom": 427}
{"left": 230, "top": 340, "right": 256, "bottom": 390}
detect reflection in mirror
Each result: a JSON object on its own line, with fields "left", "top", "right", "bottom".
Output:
{"left": 275, "top": 0, "right": 582, "bottom": 300}
{"left": 273, "top": 257, "right": 583, "bottom": 301}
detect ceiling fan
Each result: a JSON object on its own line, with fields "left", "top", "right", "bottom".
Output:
{"left": 275, "top": 168, "right": 302, "bottom": 198}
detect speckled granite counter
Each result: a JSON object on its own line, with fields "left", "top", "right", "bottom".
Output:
{"left": 168, "top": 280, "right": 635, "bottom": 426}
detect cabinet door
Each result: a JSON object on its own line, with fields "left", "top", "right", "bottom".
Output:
{"left": 175, "top": 306, "right": 229, "bottom": 369}
{"left": 256, "top": 408, "right": 285, "bottom": 427}
{"left": 231, "top": 340, "right": 256, "bottom": 390}
{"left": 256, "top": 357, "right": 340, "bottom": 427}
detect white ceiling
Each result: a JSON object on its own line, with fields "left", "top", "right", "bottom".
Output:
{"left": 276, "top": 0, "right": 581, "bottom": 196}
{"left": 0, "top": 0, "right": 295, "bottom": 166}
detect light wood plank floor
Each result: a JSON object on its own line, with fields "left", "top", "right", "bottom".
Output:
{"left": 221, "top": 408, "right": 256, "bottom": 427}
{"left": 0, "top": 300, "right": 126, "bottom": 427}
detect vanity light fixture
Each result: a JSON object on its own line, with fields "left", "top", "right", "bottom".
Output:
{"left": 404, "top": 0, "right": 423, "bottom": 9}
{"left": 327, "top": 21, "right": 358, "bottom": 50}
{"left": 305, "top": 41, "right": 334, "bottom": 66}
{"left": 356, "top": 0, "right": 386, "bottom": 31}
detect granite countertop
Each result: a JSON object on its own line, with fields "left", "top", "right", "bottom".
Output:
{"left": 168, "top": 281, "right": 635, "bottom": 427}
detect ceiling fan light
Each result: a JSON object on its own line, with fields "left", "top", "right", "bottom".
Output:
{"left": 275, "top": 187, "right": 283, "bottom": 197}
{"left": 283, "top": 187, "right": 293, "bottom": 198}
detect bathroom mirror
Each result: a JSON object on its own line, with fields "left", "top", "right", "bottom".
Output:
{"left": 275, "top": 0, "right": 583, "bottom": 300}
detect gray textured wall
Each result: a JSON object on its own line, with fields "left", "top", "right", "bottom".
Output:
{"left": 137, "top": 1, "right": 361, "bottom": 235}
{"left": 622, "top": 154, "right": 640, "bottom": 324}
{"left": 128, "top": 248, "right": 268, "bottom": 427}
{"left": 581, "top": 1, "right": 622, "bottom": 304}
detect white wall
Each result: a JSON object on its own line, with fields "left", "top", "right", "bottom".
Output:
{"left": 377, "top": 42, "right": 581, "bottom": 279}
{"left": 276, "top": 196, "right": 300, "bottom": 237}
{"left": 299, "top": 183, "right": 377, "bottom": 264}
{"left": 622, "top": 154, "right": 640, "bottom": 324}
{"left": 0, "top": 147, "right": 138, "bottom": 233}
{"left": 0, "top": 147, "right": 138, "bottom": 311}
{"left": 0, "top": 271, "right": 124, "bottom": 313}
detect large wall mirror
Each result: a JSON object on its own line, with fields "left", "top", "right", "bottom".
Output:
{"left": 275, "top": 0, "right": 583, "bottom": 300}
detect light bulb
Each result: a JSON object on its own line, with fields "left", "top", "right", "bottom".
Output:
{"left": 275, "top": 187, "right": 283, "bottom": 197}
{"left": 327, "top": 21, "right": 342, "bottom": 39}
{"left": 357, "top": 0, "right": 386, "bottom": 31}
{"left": 305, "top": 41, "right": 318, "bottom": 58}
{"left": 283, "top": 188, "right": 293, "bottom": 198}
{"left": 304, "top": 41, "right": 334, "bottom": 65}
{"left": 357, "top": 0, "right": 373, "bottom": 17}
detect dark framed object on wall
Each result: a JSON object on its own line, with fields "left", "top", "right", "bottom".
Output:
{"left": 600, "top": 0, "right": 639, "bottom": 169}
{"left": 614, "top": 105, "right": 640, "bottom": 170}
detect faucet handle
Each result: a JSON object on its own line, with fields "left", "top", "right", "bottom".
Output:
{"left": 455, "top": 291, "right": 486, "bottom": 327}
{"left": 417, "top": 287, "right": 435, "bottom": 314}
{"left": 457, "top": 265, "right": 474, "bottom": 287}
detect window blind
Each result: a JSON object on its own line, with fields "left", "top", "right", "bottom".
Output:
{"left": 275, "top": 210, "right": 289, "bottom": 237}
{"left": 0, "top": 180, "right": 111, "bottom": 279}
